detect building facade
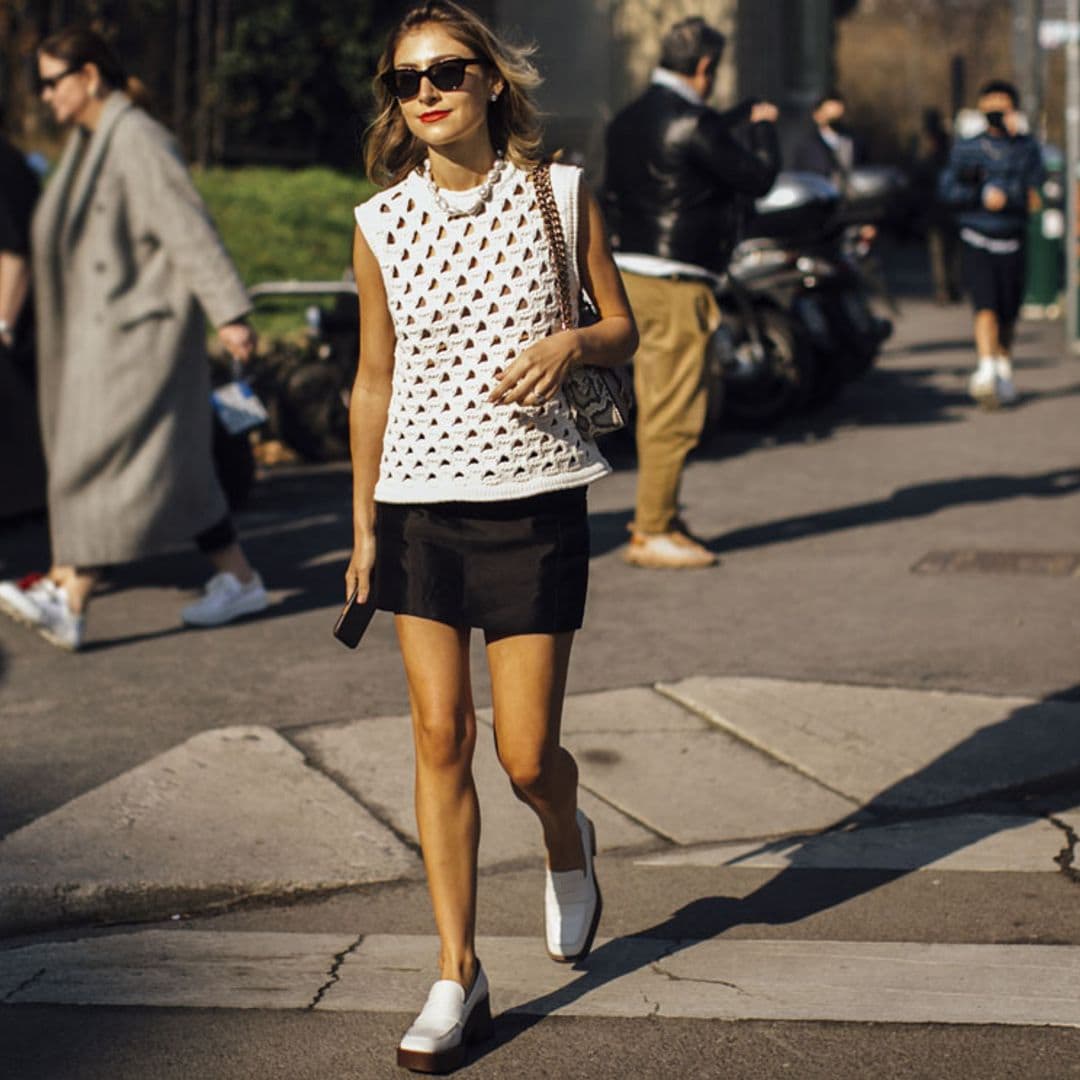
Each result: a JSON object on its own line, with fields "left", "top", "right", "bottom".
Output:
{"left": 487, "top": 0, "right": 838, "bottom": 178}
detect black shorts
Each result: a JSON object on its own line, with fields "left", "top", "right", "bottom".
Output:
{"left": 962, "top": 241, "right": 1026, "bottom": 325}
{"left": 374, "top": 487, "right": 590, "bottom": 640}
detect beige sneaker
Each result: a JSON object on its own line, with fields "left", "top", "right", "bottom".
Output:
{"left": 623, "top": 530, "right": 718, "bottom": 569}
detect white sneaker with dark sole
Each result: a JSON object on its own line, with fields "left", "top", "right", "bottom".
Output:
{"left": 181, "top": 572, "right": 268, "bottom": 627}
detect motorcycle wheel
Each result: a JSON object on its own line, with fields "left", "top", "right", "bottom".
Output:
{"left": 722, "top": 305, "right": 815, "bottom": 427}
{"left": 820, "top": 287, "right": 881, "bottom": 381}
{"left": 278, "top": 362, "right": 351, "bottom": 462}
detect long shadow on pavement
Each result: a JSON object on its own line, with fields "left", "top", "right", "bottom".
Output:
{"left": 706, "top": 466, "right": 1080, "bottom": 556}
{"left": 479, "top": 683, "right": 1080, "bottom": 1055}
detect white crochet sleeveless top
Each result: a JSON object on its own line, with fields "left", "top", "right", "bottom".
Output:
{"left": 354, "top": 161, "right": 611, "bottom": 503}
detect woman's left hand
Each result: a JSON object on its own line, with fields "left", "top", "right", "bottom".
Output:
{"left": 489, "top": 330, "right": 580, "bottom": 407}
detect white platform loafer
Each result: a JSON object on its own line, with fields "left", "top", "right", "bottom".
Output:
{"left": 545, "top": 809, "right": 603, "bottom": 963}
{"left": 397, "top": 963, "right": 492, "bottom": 1074}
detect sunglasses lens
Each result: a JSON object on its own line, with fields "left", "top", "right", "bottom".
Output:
{"left": 390, "top": 70, "right": 421, "bottom": 99}
{"left": 429, "top": 60, "right": 467, "bottom": 92}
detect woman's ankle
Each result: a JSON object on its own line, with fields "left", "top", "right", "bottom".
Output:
{"left": 438, "top": 951, "right": 479, "bottom": 989}
{"left": 545, "top": 809, "right": 585, "bottom": 872}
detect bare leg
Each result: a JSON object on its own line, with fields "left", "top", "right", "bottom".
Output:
{"left": 486, "top": 631, "right": 584, "bottom": 871}
{"left": 973, "top": 309, "right": 1002, "bottom": 358}
{"left": 50, "top": 565, "right": 101, "bottom": 615}
{"left": 396, "top": 615, "right": 479, "bottom": 989}
{"left": 205, "top": 542, "right": 255, "bottom": 584}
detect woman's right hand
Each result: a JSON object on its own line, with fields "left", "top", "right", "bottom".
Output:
{"left": 345, "top": 532, "right": 376, "bottom": 602}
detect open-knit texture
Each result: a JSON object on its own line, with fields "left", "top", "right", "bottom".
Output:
{"left": 355, "top": 161, "right": 611, "bottom": 503}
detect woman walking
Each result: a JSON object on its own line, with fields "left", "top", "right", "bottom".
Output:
{"left": 348, "top": 2, "right": 637, "bottom": 1071}
{"left": 0, "top": 27, "right": 267, "bottom": 650}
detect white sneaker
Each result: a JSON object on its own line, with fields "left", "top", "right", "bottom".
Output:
{"left": 994, "top": 357, "right": 1017, "bottom": 406}
{"left": 0, "top": 575, "right": 55, "bottom": 629}
{"left": 182, "top": 571, "right": 268, "bottom": 627}
{"left": 545, "top": 810, "right": 602, "bottom": 962}
{"left": 968, "top": 357, "right": 999, "bottom": 407}
{"left": 35, "top": 584, "right": 85, "bottom": 651}
{"left": 397, "top": 964, "right": 492, "bottom": 1073}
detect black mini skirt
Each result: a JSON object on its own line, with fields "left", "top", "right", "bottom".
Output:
{"left": 374, "top": 487, "right": 589, "bottom": 640}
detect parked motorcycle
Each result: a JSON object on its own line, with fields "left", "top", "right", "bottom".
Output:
{"left": 731, "top": 168, "right": 898, "bottom": 408}
{"left": 248, "top": 279, "right": 358, "bottom": 463}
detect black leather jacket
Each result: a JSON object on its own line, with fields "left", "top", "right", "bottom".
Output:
{"left": 603, "top": 84, "right": 781, "bottom": 273}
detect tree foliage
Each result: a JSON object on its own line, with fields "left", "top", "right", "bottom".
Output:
{"left": 4, "top": 0, "right": 392, "bottom": 171}
{"left": 217, "top": 0, "right": 389, "bottom": 168}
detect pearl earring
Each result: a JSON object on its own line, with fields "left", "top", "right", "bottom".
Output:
{"left": 490, "top": 92, "right": 498, "bottom": 102}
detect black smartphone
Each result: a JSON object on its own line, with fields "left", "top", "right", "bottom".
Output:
{"left": 333, "top": 585, "right": 378, "bottom": 649}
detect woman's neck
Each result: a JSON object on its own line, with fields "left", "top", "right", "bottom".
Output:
{"left": 76, "top": 91, "right": 111, "bottom": 132}
{"left": 426, "top": 136, "right": 499, "bottom": 191}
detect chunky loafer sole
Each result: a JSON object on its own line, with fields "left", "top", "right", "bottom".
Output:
{"left": 396, "top": 992, "right": 493, "bottom": 1074}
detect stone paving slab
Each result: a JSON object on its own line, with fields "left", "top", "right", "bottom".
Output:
{"left": 0, "top": 727, "right": 419, "bottom": 936}
{"left": 294, "top": 713, "right": 657, "bottom": 867}
{"left": 660, "top": 677, "right": 1080, "bottom": 809}
{"left": 633, "top": 813, "right": 1069, "bottom": 873}
{"left": 562, "top": 727, "right": 856, "bottom": 844}
{"left": 5, "top": 930, "right": 1079, "bottom": 1027}
{"left": 539, "top": 686, "right": 707, "bottom": 735}
{"left": 1, "top": 930, "right": 354, "bottom": 1009}
{"left": 327, "top": 933, "right": 1080, "bottom": 1027}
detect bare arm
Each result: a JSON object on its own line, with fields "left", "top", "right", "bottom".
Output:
{"left": 344, "top": 224, "right": 396, "bottom": 602}
{"left": 0, "top": 252, "right": 30, "bottom": 345}
{"left": 491, "top": 180, "right": 638, "bottom": 406}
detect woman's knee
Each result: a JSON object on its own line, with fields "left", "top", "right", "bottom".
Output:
{"left": 499, "top": 744, "right": 565, "bottom": 796}
{"left": 412, "top": 707, "right": 476, "bottom": 772}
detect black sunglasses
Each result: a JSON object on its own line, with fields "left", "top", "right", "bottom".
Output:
{"left": 37, "top": 64, "right": 83, "bottom": 92}
{"left": 382, "top": 58, "right": 487, "bottom": 102}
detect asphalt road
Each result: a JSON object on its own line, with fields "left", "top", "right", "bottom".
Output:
{"left": 2, "top": 294, "right": 1079, "bottom": 1078}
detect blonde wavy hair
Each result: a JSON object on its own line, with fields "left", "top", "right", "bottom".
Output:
{"left": 364, "top": 1, "right": 544, "bottom": 187}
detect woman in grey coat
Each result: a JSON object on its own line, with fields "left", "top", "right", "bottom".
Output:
{"left": 0, "top": 27, "right": 268, "bottom": 650}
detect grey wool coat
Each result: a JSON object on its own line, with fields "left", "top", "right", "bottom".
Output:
{"left": 31, "top": 93, "right": 251, "bottom": 566}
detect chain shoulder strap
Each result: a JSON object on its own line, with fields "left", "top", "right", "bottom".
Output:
{"left": 529, "top": 163, "right": 574, "bottom": 332}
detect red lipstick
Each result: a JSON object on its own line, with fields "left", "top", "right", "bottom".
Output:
{"left": 420, "top": 110, "right": 451, "bottom": 124}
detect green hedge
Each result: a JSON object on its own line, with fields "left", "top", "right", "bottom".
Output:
{"left": 194, "top": 166, "right": 378, "bottom": 339}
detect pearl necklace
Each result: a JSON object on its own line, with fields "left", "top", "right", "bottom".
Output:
{"left": 422, "top": 153, "right": 505, "bottom": 218}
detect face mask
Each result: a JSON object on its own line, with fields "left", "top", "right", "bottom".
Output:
{"left": 983, "top": 110, "right": 1006, "bottom": 131}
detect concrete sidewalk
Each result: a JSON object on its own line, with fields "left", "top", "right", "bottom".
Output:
{"left": 2, "top": 297, "right": 1079, "bottom": 941}
{"left": 1, "top": 675, "right": 1077, "bottom": 937}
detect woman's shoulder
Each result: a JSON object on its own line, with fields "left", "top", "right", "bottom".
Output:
{"left": 548, "top": 160, "right": 585, "bottom": 201}
{"left": 548, "top": 161, "right": 583, "bottom": 183}
{"left": 354, "top": 171, "right": 421, "bottom": 232}
{"left": 112, "top": 103, "right": 173, "bottom": 150}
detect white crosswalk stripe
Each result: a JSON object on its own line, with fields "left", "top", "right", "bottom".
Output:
{"left": 3, "top": 931, "right": 1079, "bottom": 1028}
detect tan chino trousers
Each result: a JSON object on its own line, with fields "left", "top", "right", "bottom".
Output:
{"left": 622, "top": 271, "right": 721, "bottom": 535}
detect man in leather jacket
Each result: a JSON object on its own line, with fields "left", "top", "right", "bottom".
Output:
{"left": 604, "top": 16, "right": 780, "bottom": 569}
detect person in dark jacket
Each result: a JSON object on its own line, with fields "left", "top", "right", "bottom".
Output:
{"left": 939, "top": 80, "right": 1045, "bottom": 407}
{"left": 791, "top": 91, "right": 855, "bottom": 189}
{"left": 604, "top": 16, "right": 780, "bottom": 569}
{"left": 0, "top": 131, "right": 45, "bottom": 519}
